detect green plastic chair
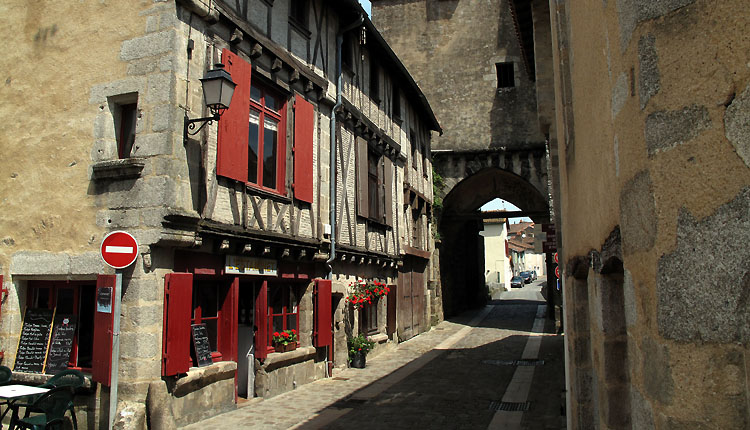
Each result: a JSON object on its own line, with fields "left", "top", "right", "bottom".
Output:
{"left": 0, "top": 366, "right": 12, "bottom": 422}
{"left": 12, "top": 386, "right": 74, "bottom": 430}
{"left": 0, "top": 366, "right": 11, "bottom": 384}
{"left": 10, "top": 370, "right": 84, "bottom": 430}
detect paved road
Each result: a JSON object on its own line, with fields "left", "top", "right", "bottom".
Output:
{"left": 182, "top": 279, "right": 564, "bottom": 429}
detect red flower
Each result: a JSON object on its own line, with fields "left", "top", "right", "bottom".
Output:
{"left": 273, "top": 332, "right": 280, "bottom": 337}
{"left": 291, "top": 329, "right": 297, "bottom": 334}
{"left": 283, "top": 332, "right": 290, "bottom": 338}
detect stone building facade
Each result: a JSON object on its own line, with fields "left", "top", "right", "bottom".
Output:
{"left": 0, "top": 0, "right": 440, "bottom": 428}
{"left": 548, "top": 1, "right": 750, "bottom": 428}
{"left": 371, "top": 0, "right": 555, "bottom": 318}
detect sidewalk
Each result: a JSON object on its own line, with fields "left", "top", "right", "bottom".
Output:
{"left": 181, "top": 311, "right": 483, "bottom": 430}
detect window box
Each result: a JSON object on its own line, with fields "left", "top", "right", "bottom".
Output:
{"left": 273, "top": 342, "right": 297, "bottom": 353}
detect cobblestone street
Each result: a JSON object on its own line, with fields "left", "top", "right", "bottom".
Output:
{"left": 182, "top": 280, "right": 565, "bottom": 430}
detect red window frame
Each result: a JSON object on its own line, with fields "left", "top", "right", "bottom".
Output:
{"left": 188, "top": 278, "right": 238, "bottom": 365}
{"left": 191, "top": 281, "right": 223, "bottom": 362}
{"left": 265, "top": 283, "right": 300, "bottom": 351}
{"left": 248, "top": 82, "right": 287, "bottom": 194}
{"left": 26, "top": 281, "right": 96, "bottom": 372}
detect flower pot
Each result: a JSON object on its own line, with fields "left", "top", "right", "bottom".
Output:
{"left": 274, "top": 343, "right": 297, "bottom": 353}
{"left": 350, "top": 351, "right": 366, "bottom": 368}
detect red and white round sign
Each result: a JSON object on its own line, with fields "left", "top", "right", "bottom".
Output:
{"left": 554, "top": 252, "right": 559, "bottom": 264}
{"left": 555, "top": 266, "right": 560, "bottom": 279}
{"left": 100, "top": 231, "right": 138, "bottom": 269}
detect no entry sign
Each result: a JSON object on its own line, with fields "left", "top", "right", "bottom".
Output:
{"left": 100, "top": 231, "right": 138, "bottom": 269}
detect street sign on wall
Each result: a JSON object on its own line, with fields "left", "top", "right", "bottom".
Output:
{"left": 100, "top": 231, "right": 138, "bottom": 269}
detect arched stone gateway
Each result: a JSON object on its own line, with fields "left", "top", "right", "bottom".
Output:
{"left": 433, "top": 147, "right": 553, "bottom": 317}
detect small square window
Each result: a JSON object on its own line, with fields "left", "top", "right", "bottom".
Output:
{"left": 496, "top": 62, "right": 515, "bottom": 89}
{"left": 289, "top": 0, "right": 308, "bottom": 28}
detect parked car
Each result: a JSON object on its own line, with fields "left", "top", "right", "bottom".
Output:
{"left": 520, "top": 271, "right": 532, "bottom": 283}
{"left": 511, "top": 276, "right": 525, "bottom": 288}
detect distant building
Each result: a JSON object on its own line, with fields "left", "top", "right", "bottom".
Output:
{"left": 507, "top": 221, "right": 545, "bottom": 277}
{"left": 480, "top": 217, "right": 512, "bottom": 294}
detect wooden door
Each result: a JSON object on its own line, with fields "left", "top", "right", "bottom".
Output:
{"left": 397, "top": 266, "right": 414, "bottom": 340}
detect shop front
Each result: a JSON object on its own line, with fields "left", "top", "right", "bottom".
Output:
{"left": 169, "top": 249, "right": 332, "bottom": 400}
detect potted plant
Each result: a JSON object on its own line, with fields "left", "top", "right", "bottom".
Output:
{"left": 272, "top": 329, "right": 298, "bottom": 352}
{"left": 345, "top": 279, "right": 390, "bottom": 309}
{"left": 347, "top": 334, "right": 375, "bottom": 368}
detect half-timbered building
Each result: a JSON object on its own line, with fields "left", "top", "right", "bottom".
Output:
{"left": 0, "top": 0, "right": 440, "bottom": 427}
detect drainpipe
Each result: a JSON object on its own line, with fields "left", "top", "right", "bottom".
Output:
{"left": 326, "top": 14, "right": 364, "bottom": 280}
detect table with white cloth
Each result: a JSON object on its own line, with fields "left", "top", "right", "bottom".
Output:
{"left": 0, "top": 385, "right": 50, "bottom": 429}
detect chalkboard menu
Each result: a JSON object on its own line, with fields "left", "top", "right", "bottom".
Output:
{"left": 45, "top": 314, "right": 78, "bottom": 375}
{"left": 191, "top": 324, "right": 213, "bottom": 367}
{"left": 14, "top": 308, "right": 54, "bottom": 373}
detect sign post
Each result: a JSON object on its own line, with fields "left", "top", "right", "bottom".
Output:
{"left": 100, "top": 231, "right": 138, "bottom": 430}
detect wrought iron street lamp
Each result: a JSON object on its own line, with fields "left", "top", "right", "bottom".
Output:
{"left": 184, "top": 63, "right": 236, "bottom": 144}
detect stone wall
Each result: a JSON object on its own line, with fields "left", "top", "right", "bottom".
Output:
{"left": 550, "top": 0, "right": 750, "bottom": 428}
{"left": 372, "top": 0, "right": 545, "bottom": 151}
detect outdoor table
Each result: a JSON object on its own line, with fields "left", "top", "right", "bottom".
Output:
{"left": 0, "top": 385, "right": 50, "bottom": 430}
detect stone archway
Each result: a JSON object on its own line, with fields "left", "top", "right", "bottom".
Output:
{"left": 434, "top": 149, "right": 551, "bottom": 317}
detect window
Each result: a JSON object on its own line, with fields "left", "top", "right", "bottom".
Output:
{"left": 412, "top": 207, "right": 422, "bottom": 247}
{"left": 410, "top": 130, "right": 419, "bottom": 171}
{"left": 192, "top": 282, "right": 221, "bottom": 355}
{"left": 356, "top": 137, "right": 393, "bottom": 226}
{"left": 218, "top": 50, "right": 296, "bottom": 195}
{"left": 27, "top": 281, "right": 96, "bottom": 370}
{"left": 370, "top": 62, "right": 380, "bottom": 103}
{"left": 342, "top": 33, "right": 354, "bottom": 70}
{"left": 109, "top": 93, "right": 139, "bottom": 159}
{"left": 360, "top": 301, "right": 378, "bottom": 335}
{"left": 248, "top": 82, "right": 285, "bottom": 191}
{"left": 267, "top": 284, "right": 299, "bottom": 348}
{"left": 368, "top": 149, "right": 382, "bottom": 222}
{"left": 392, "top": 84, "right": 401, "bottom": 119}
{"left": 289, "top": 0, "right": 308, "bottom": 27}
{"left": 496, "top": 62, "right": 515, "bottom": 88}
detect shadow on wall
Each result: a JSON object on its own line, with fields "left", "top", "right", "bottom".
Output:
{"left": 426, "top": 0, "right": 459, "bottom": 21}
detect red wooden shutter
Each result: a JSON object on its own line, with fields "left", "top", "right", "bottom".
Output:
{"left": 356, "top": 136, "right": 369, "bottom": 218}
{"left": 314, "top": 279, "right": 332, "bottom": 347}
{"left": 293, "top": 96, "right": 315, "bottom": 204}
{"left": 0, "top": 275, "right": 4, "bottom": 358}
{"left": 162, "top": 273, "right": 193, "bottom": 376}
{"left": 254, "top": 281, "right": 268, "bottom": 360}
{"left": 219, "top": 277, "right": 239, "bottom": 362}
{"left": 217, "top": 49, "right": 251, "bottom": 182}
{"left": 92, "top": 275, "right": 116, "bottom": 385}
{"left": 277, "top": 100, "right": 288, "bottom": 194}
{"left": 384, "top": 156, "right": 393, "bottom": 227}
{"left": 0, "top": 275, "right": 4, "bottom": 322}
